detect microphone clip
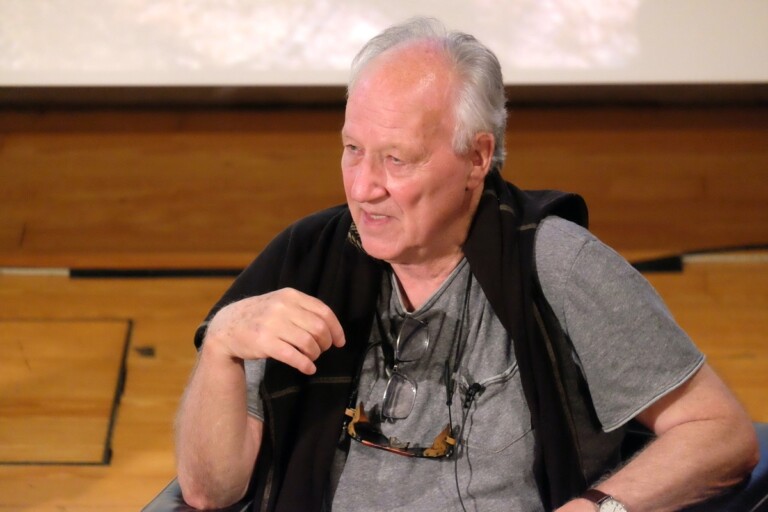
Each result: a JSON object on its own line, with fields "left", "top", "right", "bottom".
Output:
{"left": 463, "top": 382, "right": 486, "bottom": 409}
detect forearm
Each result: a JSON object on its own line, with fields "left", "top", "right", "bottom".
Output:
{"left": 173, "top": 289, "right": 345, "bottom": 508}
{"left": 175, "top": 339, "right": 261, "bottom": 509}
{"left": 558, "top": 366, "right": 759, "bottom": 512}
{"left": 587, "top": 416, "right": 757, "bottom": 511}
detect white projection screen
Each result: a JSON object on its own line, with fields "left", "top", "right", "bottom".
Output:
{"left": 0, "top": 0, "right": 766, "bottom": 91}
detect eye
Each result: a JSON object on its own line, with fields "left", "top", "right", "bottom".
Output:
{"left": 345, "top": 144, "right": 360, "bottom": 153}
{"left": 387, "top": 155, "right": 404, "bottom": 165}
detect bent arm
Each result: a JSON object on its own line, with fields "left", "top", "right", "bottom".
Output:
{"left": 175, "top": 288, "right": 346, "bottom": 509}
{"left": 175, "top": 342, "right": 263, "bottom": 509}
{"left": 558, "top": 364, "right": 759, "bottom": 512}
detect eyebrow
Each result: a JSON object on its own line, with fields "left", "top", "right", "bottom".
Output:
{"left": 340, "top": 128, "right": 356, "bottom": 142}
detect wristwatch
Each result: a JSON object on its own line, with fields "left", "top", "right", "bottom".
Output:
{"left": 581, "top": 489, "right": 628, "bottom": 512}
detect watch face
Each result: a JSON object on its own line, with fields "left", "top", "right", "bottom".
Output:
{"left": 600, "top": 498, "right": 628, "bottom": 512}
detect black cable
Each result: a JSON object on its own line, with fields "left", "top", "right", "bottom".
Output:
{"left": 450, "top": 270, "right": 475, "bottom": 512}
{"left": 453, "top": 382, "right": 487, "bottom": 512}
{"left": 454, "top": 402, "right": 474, "bottom": 512}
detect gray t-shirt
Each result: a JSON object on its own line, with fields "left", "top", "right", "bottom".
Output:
{"left": 243, "top": 216, "right": 704, "bottom": 511}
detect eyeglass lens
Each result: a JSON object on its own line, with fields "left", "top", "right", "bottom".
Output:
{"left": 382, "top": 317, "right": 428, "bottom": 419}
{"left": 395, "top": 317, "right": 429, "bottom": 361}
{"left": 382, "top": 372, "right": 417, "bottom": 419}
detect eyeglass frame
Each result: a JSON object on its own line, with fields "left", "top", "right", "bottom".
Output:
{"left": 344, "top": 402, "right": 456, "bottom": 458}
{"left": 381, "top": 315, "right": 430, "bottom": 420}
{"left": 341, "top": 268, "right": 473, "bottom": 461}
{"left": 342, "top": 315, "right": 457, "bottom": 459}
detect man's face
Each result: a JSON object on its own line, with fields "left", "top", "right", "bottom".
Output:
{"left": 341, "top": 44, "right": 484, "bottom": 268}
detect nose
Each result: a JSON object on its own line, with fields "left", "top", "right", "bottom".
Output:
{"left": 348, "top": 155, "right": 387, "bottom": 203}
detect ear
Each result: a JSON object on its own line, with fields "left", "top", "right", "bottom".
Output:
{"left": 466, "top": 132, "right": 495, "bottom": 190}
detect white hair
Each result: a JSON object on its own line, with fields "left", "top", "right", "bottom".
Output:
{"left": 348, "top": 17, "right": 507, "bottom": 169}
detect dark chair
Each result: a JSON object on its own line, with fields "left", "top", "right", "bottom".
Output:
{"left": 143, "top": 422, "right": 768, "bottom": 511}
{"left": 142, "top": 477, "right": 253, "bottom": 512}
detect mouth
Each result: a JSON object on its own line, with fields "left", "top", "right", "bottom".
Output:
{"left": 359, "top": 209, "right": 391, "bottom": 225}
{"left": 359, "top": 207, "right": 387, "bottom": 219}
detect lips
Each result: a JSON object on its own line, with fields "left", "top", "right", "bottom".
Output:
{"left": 359, "top": 209, "right": 390, "bottom": 224}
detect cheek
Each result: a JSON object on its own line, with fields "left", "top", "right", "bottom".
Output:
{"left": 386, "top": 183, "right": 419, "bottom": 215}
{"left": 394, "top": 188, "right": 444, "bottom": 237}
{"left": 408, "top": 177, "right": 467, "bottom": 226}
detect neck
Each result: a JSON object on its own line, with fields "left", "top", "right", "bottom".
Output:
{"left": 391, "top": 250, "right": 464, "bottom": 311}
{"left": 389, "top": 182, "right": 484, "bottom": 311}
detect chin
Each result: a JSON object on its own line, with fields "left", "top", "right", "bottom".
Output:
{"left": 360, "top": 242, "right": 392, "bottom": 262}
{"left": 359, "top": 238, "right": 400, "bottom": 263}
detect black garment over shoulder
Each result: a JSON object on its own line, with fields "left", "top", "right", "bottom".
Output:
{"left": 195, "top": 170, "right": 625, "bottom": 511}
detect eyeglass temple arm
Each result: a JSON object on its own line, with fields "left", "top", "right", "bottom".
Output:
{"left": 345, "top": 403, "right": 370, "bottom": 437}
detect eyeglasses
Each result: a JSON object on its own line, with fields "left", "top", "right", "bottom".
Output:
{"left": 345, "top": 402, "right": 456, "bottom": 458}
{"left": 382, "top": 316, "right": 429, "bottom": 420}
{"left": 343, "top": 315, "right": 457, "bottom": 459}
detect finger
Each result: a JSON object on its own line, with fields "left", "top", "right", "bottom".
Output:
{"left": 289, "top": 308, "right": 336, "bottom": 354}
{"left": 293, "top": 294, "right": 346, "bottom": 348}
{"left": 277, "top": 321, "right": 324, "bottom": 361}
{"left": 266, "top": 338, "right": 317, "bottom": 375}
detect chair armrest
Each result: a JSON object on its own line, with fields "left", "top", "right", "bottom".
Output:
{"left": 141, "top": 477, "right": 253, "bottom": 512}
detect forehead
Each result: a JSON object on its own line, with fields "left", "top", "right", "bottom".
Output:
{"left": 343, "top": 43, "right": 456, "bottom": 142}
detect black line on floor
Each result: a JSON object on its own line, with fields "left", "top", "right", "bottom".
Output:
{"left": 101, "top": 318, "right": 133, "bottom": 465}
{"left": 631, "top": 255, "right": 684, "bottom": 273}
{"left": 631, "top": 243, "right": 768, "bottom": 273}
{"left": 70, "top": 268, "right": 242, "bottom": 279}
{"left": 59, "top": 243, "right": 768, "bottom": 279}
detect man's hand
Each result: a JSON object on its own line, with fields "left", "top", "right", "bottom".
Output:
{"left": 204, "top": 288, "right": 346, "bottom": 374}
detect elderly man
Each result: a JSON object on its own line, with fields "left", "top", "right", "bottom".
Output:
{"left": 175, "top": 17, "right": 758, "bottom": 512}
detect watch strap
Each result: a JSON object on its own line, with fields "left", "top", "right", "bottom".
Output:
{"left": 582, "top": 488, "right": 611, "bottom": 505}
{"left": 582, "top": 488, "right": 629, "bottom": 511}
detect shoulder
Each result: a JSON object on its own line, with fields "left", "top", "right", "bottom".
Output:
{"left": 534, "top": 215, "right": 595, "bottom": 260}
{"left": 533, "top": 216, "right": 597, "bottom": 307}
{"left": 533, "top": 216, "right": 635, "bottom": 327}
{"left": 533, "top": 216, "right": 594, "bottom": 323}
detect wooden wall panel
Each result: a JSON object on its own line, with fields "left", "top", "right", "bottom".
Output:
{"left": 505, "top": 107, "right": 768, "bottom": 257}
{"left": 1, "top": 106, "right": 766, "bottom": 268}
